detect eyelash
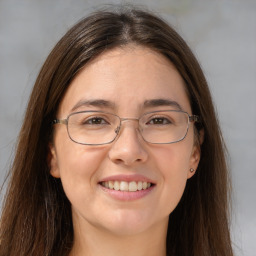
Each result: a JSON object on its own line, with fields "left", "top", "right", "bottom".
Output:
{"left": 146, "top": 117, "right": 171, "bottom": 125}
{"left": 83, "top": 117, "right": 109, "bottom": 125}
{"left": 74, "top": 113, "right": 175, "bottom": 126}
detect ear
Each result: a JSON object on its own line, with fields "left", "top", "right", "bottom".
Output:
{"left": 198, "top": 128, "right": 204, "bottom": 146}
{"left": 187, "top": 129, "right": 204, "bottom": 179}
{"left": 48, "top": 143, "right": 60, "bottom": 178}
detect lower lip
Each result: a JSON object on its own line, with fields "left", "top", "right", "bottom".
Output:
{"left": 99, "top": 184, "right": 155, "bottom": 201}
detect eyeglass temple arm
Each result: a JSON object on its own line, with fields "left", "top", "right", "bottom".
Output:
{"left": 189, "top": 115, "right": 200, "bottom": 123}
{"left": 52, "top": 119, "right": 68, "bottom": 125}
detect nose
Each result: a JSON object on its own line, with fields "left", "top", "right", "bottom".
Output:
{"left": 108, "top": 121, "right": 148, "bottom": 166}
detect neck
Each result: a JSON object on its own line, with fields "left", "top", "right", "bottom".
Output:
{"left": 69, "top": 214, "right": 168, "bottom": 256}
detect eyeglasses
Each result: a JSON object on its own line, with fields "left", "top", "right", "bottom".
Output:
{"left": 52, "top": 110, "right": 200, "bottom": 145}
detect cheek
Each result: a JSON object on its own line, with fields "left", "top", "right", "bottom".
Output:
{"left": 55, "top": 128, "right": 106, "bottom": 176}
{"left": 150, "top": 143, "right": 192, "bottom": 212}
{"left": 152, "top": 142, "right": 192, "bottom": 176}
{"left": 55, "top": 133, "right": 108, "bottom": 202}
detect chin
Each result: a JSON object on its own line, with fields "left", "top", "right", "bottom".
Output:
{"left": 99, "top": 209, "right": 165, "bottom": 236}
{"left": 104, "top": 222, "right": 151, "bottom": 237}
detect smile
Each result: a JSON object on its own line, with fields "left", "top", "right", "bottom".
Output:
{"left": 100, "top": 181, "right": 152, "bottom": 192}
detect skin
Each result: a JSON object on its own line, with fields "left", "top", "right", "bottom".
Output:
{"left": 49, "top": 45, "right": 201, "bottom": 256}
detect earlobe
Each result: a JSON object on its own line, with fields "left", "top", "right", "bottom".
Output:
{"left": 187, "top": 128, "right": 204, "bottom": 179}
{"left": 187, "top": 144, "right": 201, "bottom": 179}
{"left": 48, "top": 143, "right": 60, "bottom": 178}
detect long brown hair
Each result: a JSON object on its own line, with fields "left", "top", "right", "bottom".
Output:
{"left": 0, "top": 6, "right": 233, "bottom": 256}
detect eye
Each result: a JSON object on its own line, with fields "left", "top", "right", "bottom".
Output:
{"left": 83, "top": 117, "right": 109, "bottom": 125}
{"left": 147, "top": 117, "right": 171, "bottom": 125}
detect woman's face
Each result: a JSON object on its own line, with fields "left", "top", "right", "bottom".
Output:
{"left": 49, "top": 46, "right": 200, "bottom": 236}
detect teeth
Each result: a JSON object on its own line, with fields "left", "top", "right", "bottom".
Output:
{"left": 114, "top": 181, "right": 120, "bottom": 191}
{"left": 109, "top": 181, "right": 114, "bottom": 189}
{"left": 101, "top": 181, "right": 152, "bottom": 192}
{"left": 137, "top": 181, "right": 143, "bottom": 190}
{"left": 120, "top": 181, "right": 128, "bottom": 191}
{"left": 129, "top": 181, "right": 137, "bottom": 192}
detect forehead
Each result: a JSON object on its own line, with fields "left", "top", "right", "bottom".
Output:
{"left": 57, "top": 46, "right": 191, "bottom": 116}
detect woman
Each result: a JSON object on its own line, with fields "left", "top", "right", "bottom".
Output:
{"left": 0, "top": 6, "right": 233, "bottom": 256}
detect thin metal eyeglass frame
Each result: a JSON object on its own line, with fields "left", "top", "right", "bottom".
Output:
{"left": 52, "top": 110, "right": 200, "bottom": 145}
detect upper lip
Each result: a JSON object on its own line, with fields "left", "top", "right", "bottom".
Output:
{"left": 99, "top": 174, "right": 156, "bottom": 184}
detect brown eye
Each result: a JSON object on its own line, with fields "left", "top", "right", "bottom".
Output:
{"left": 84, "top": 117, "right": 109, "bottom": 125}
{"left": 147, "top": 117, "right": 171, "bottom": 125}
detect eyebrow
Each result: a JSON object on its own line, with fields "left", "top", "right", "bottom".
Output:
{"left": 71, "top": 98, "right": 183, "bottom": 112}
{"left": 143, "top": 99, "right": 183, "bottom": 111}
{"left": 71, "top": 99, "right": 116, "bottom": 112}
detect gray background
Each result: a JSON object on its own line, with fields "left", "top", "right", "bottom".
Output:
{"left": 0, "top": 0, "right": 255, "bottom": 255}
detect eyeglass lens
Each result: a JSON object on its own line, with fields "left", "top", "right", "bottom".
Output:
{"left": 66, "top": 111, "right": 190, "bottom": 145}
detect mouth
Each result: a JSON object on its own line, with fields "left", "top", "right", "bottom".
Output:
{"left": 98, "top": 174, "right": 156, "bottom": 200}
{"left": 100, "top": 180, "right": 154, "bottom": 192}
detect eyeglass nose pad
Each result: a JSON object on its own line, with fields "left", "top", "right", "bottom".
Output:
{"left": 115, "top": 126, "right": 121, "bottom": 135}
